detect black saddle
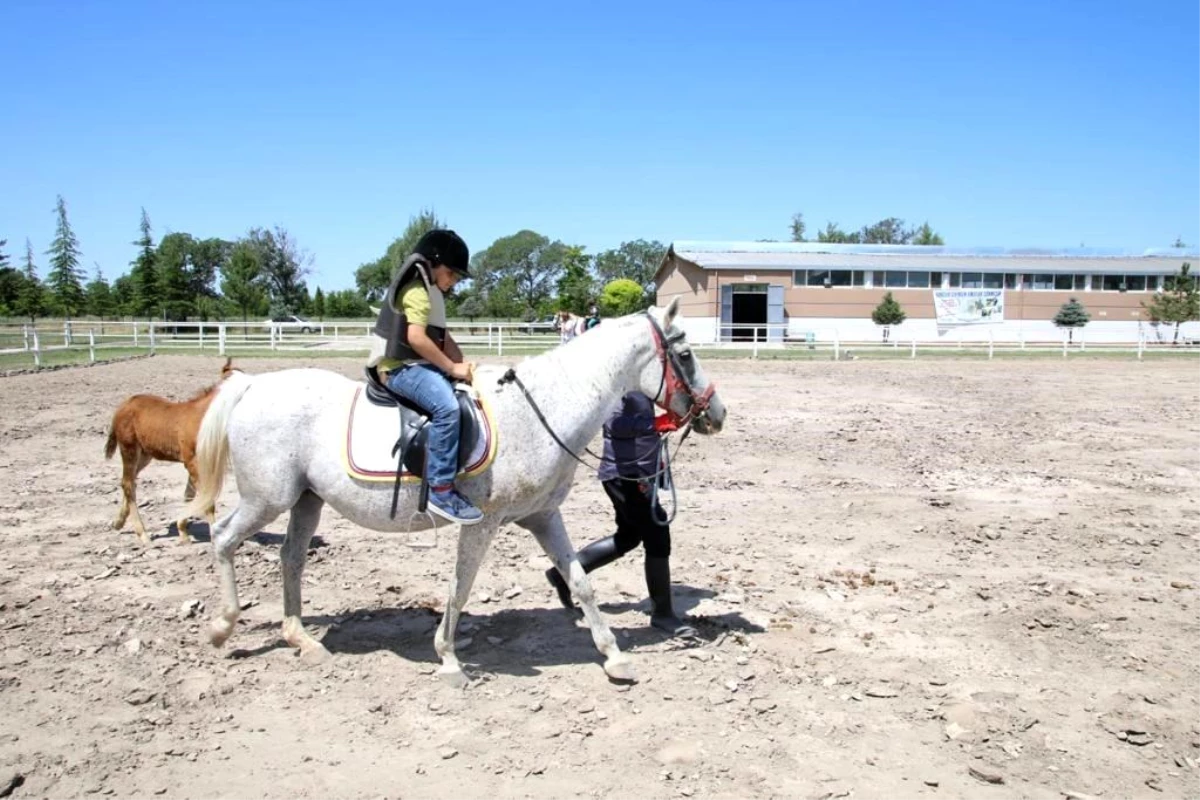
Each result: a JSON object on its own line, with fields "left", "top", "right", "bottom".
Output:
{"left": 364, "top": 366, "right": 481, "bottom": 518}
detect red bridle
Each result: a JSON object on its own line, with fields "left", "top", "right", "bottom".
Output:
{"left": 647, "top": 316, "right": 715, "bottom": 427}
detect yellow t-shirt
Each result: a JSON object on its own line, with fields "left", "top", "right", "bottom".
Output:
{"left": 378, "top": 282, "right": 432, "bottom": 372}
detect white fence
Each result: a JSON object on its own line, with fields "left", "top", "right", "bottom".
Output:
{"left": 1, "top": 319, "right": 1197, "bottom": 370}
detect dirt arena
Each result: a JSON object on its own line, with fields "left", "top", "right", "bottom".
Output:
{"left": 1, "top": 354, "right": 1197, "bottom": 799}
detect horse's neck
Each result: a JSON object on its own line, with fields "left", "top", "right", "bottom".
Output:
{"left": 506, "top": 319, "right": 650, "bottom": 453}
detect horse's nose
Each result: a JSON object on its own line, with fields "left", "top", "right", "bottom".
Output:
{"left": 702, "top": 395, "right": 726, "bottom": 433}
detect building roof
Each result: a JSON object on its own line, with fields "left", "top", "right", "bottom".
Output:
{"left": 660, "top": 241, "right": 1198, "bottom": 279}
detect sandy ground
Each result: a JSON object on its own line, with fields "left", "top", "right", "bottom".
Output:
{"left": 1, "top": 354, "right": 1198, "bottom": 800}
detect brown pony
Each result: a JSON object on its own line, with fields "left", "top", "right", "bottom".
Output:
{"left": 104, "top": 358, "right": 240, "bottom": 544}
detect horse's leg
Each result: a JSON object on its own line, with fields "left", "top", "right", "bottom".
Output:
{"left": 125, "top": 448, "right": 153, "bottom": 544}
{"left": 208, "top": 501, "right": 277, "bottom": 648}
{"left": 433, "top": 519, "right": 499, "bottom": 688}
{"left": 518, "top": 509, "right": 636, "bottom": 683}
{"left": 177, "top": 462, "right": 201, "bottom": 544}
{"left": 279, "top": 490, "right": 330, "bottom": 665}
{"left": 112, "top": 446, "right": 134, "bottom": 533}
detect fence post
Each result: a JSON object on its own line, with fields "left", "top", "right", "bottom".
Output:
{"left": 89, "top": 329, "right": 96, "bottom": 364}
{"left": 32, "top": 331, "right": 41, "bottom": 368}
{"left": 752, "top": 327, "right": 759, "bottom": 359}
{"left": 834, "top": 329, "right": 840, "bottom": 361}
{"left": 488, "top": 323, "right": 493, "bottom": 353}
{"left": 1062, "top": 332, "right": 1067, "bottom": 359}
{"left": 1137, "top": 333, "right": 1144, "bottom": 361}
{"left": 498, "top": 325, "right": 504, "bottom": 357}
{"left": 270, "top": 325, "right": 277, "bottom": 351}
{"left": 198, "top": 322, "right": 204, "bottom": 350}
{"left": 988, "top": 328, "right": 994, "bottom": 359}
{"left": 1079, "top": 329, "right": 1086, "bottom": 352}
{"left": 23, "top": 325, "right": 29, "bottom": 351}
{"left": 1020, "top": 329, "right": 1026, "bottom": 351}
{"left": 133, "top": 323, "right": 139, "bottom": 347}
{"left": 63, "top": 320, "right": 71, "bottom": 347}
{"left": 149, "top": 322, "right": 156, "bottom": 355}
{"left": 219, "top": 324, "right": 227, "bottom": 356}
{"left": 911, "top": 338, "right": 917, "bottom": 359}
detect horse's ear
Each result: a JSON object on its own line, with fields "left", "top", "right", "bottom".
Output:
{"left": 664, "top": 296, "right": 681, "bottom": 327}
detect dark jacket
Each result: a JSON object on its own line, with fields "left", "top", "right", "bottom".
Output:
{"left": 598, "top": 392, "right": 661, "bottom": 482}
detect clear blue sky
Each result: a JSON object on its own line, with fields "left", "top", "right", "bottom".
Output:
{"left": 3, "top": 0, "right": 1198, "bottom": 291}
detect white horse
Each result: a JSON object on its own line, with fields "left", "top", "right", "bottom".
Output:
{"left": 185, "top": 299, "right": 725, "bottom": 687}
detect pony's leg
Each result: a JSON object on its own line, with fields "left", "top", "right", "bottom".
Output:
{"left": 518, "top": 509, "right": 636, "bottom": 683}
{"left": 123, "top": 449, "right": 153, "bottom": 544}
{"left": 279, "top": 491, "right": 330, "bottom": 665}
{"left": 433, "top": 519, "right": 499, "bottom": 688}
{"left": 177, "top": 463, "right": 201, "bottom": 544}
{"left": 208, "top": 501, "right": 277, "bottom": 648}
{"left": 112, "top": 447, "right": 134, "bottom": 533}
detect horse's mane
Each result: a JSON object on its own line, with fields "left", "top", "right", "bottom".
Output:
{"left": 186, "top": 359, "right": 239, "bottom": 402}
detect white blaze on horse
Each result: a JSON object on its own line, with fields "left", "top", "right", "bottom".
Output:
{"left": 185, "top": 298, "right": 725, "bottom": 687}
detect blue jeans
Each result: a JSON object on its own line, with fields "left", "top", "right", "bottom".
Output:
{"left": 386, "top": 364, "right": 460, "bottom": 488}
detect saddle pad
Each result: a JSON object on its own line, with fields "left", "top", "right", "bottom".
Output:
{"left": 342, "top": 385, "right": 498, "bottom": 483}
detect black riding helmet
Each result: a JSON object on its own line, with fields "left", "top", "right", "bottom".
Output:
{"left": 414, "top": 229, "right": 470, "bottom": 278}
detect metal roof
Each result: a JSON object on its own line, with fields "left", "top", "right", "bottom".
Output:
{"left": 667, "top": 241, "right": 1197, "bottom": 276}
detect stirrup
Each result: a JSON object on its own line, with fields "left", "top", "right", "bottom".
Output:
{"left": 404, "top": 509, "right": 439, "bottom": 549}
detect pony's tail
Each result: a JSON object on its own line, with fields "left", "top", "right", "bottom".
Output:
{"left": 103, "top": 425, "right": 118, "bottom": 460}
{"left": 185, "top": 371, "right": 254, "bottom": 520}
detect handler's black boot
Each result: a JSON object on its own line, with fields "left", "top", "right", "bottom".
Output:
{"left": 645, "top": 557, "right": 698, "bottom": 638}
{"left": 544, "top": 535, "right": 627, "bottom": 612}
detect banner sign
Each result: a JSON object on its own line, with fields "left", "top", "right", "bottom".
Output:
{"left": 932, "top": 289, "right": 1005, "bottom": 325}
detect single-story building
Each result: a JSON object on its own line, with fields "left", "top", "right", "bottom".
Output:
{"left": 653, "top": 241, "right": 1199, "bottom": 343}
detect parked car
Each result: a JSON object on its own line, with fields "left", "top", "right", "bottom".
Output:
{"left": 261, "top": 315, "right": 315, "bottom": 333}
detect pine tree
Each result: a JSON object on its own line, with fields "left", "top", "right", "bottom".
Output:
{"left": 129, "top": 208, "right": 160, "bottom": 318}
{"left": 313, "top": 287, "right": 326, "bottom": 320}
{"left": 1053, "top": 297, "right": 1091, "bottom": 342}
{"left": 1143, "top": 263, "right": 1199, "bottom": 344}
{"left": 15, "top": 239, "right": 46, "bottom": 322}
{"left": 46, "top": 195, "right": 86, "bottom": 317}
{"left": 85, "top": 264, "right": 118, "bottom": 318}
{"left": 871, "top": 291, "right": 907, "bottom": 341}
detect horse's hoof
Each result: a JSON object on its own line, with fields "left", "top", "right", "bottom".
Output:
{"left": 299, "top": 644, "right": 332, "bottom": 666}
{"left": 603, "top": 658, "right": 638, "bottom": 684}
{"left": 437, "top": 665, "right": 470, "bottom": 690}
{"left": 209, "top": 619, "right": 233, "bottom": 648}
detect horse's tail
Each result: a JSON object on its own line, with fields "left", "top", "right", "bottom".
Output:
{"left": 103, "top": 425, "right": 118, "bottom": 460}
{"left": 185, "top": 370, "right": 254, "bottom": 520}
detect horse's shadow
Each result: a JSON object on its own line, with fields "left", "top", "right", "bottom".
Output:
{"left": 229, "top": 585, "right": 764, "bottom": 678}
{"left": 161, "top": 522, "right": 327, "bottom": 550}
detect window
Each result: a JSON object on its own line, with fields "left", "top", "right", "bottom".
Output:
{"left": 1004, "top": 273, "right": 1018, "bottom": 289}
{"left": 949, "top": 273, "right": 961, "bottom": 288}
{"left": 1022, "top": 274, "right": 1054, "bottom": 290}
{"left": 807, "top": 269, "right": 831, "bottom": 287}
{"left": 792, "top": 270, "right": 805, "bottom": 287}
{"left": 828, "top": 270, "right": 865, "bottom": 287}
{"left": 1053, "top": 274, "right": 1087, "bottom": 291}
{"left": 885, "top": 271, "right": 907, "bottom": 288}
{"left": 1102, "top": 274, "right": 1124, "bottom": 291}
{"left": 982, "top": 273, "right": 1003, "bottom": 289}
{"left": 1126, "top": 275, "right": 1146, "bottom": 291}
{"left": 961, "top": 272, "right": 983, "bottom": 288}
{"left": 930, "top": 271, "right": 943, "bottom": 288}
{"left": 907, "top": 272, "right": 931, "bottom": 288}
